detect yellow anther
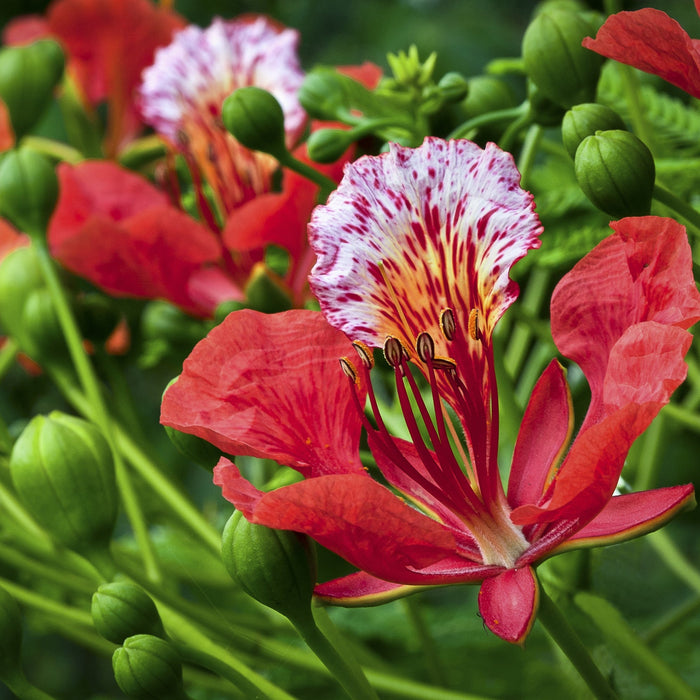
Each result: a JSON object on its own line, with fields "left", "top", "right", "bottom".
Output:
{"left": 468, "top": 308, "right": 481, "bottom": 341}
{"left": 352, "top": 340, "right": 374, "bottom": 369}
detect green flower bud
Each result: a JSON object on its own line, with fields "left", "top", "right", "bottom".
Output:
{"left": 299, "top": 69, "right": 350, "bottom": 120}
{"left": 10, "top": 412, "right": 118, "bottom": 556}
{"left": 0, "top": 585, "right": 23, "bottom": 681}
{"left": 244, "top": 263, "right": 292, "bottom": 314}
{"left": 162, "top": 378, "right": 222, "bottom": 470}
{"left": 112, "top": 634, "right": 186, "bottom": 700}
{"left": 0, "top": 147, "right": 58, "bottom": 237}
{"left": 20, "top": 288, "right": 67, "bottom": 364}
{"left": 75, "top": 293, "right": 124, "bottom": 347}
{"left": 306, "top": 128, "right": 354, "bottom": 164}
{"left": 221, "top": 511, "right": 316, "bottom": 624}
{"left": 222, "top": 86, "right": 288, "bottom": 159}
{"left": 92, "top": 582, "right": 165, "bottom": 645}
{"left": 0, "top": 244, "right": 46, "bottom": 353}
{"left": 437, "top": 72, "right": 469, "bottom": 104}
{"left": 574, "top": 129, "right": 655, "bottom": 218}
{"left": 562, "top": 103, "right": 626, "bottom": 159}
{"left": 141, "top": 300, "right": 208, "bottom": 347}
{"left": 522, "top": 7, "right": 604, "bottom": 108}
{"left": 0, "top": 40, "right": 65, "bottom": 139}
{"left": 460, "top": 76, "right": 516, "bottom": 119}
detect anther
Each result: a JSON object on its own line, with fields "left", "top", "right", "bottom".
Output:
{"left": 416, "top": 332, "right": 435, "bottom": 363}
{"left": 352, "top": 340, "right": 374, "bottom": 370}
{"left": 432, "top": 356, "right": 457, "bottom": 371}
{"left": 468, "top": 308, "right": 481, "bottom": 341}
{"left": 176, "top": 129, "right": 189, "bottom": 149}
{"left": 339, "top": 357, "right": 358, "bottom": 384}
{"left": 440, "top": 308, "right": 456, "bottom": 341}
{"left": 383, "top": 336, "right": 407, "bottom": 369}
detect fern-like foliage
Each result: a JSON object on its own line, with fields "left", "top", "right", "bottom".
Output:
{"left": 597, "top": 63, "right": 700, "bottom": 157}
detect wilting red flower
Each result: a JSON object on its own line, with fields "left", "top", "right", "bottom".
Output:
{"left": 583, "top": 1, "right": 700, "bottom": 99}
{"left": 161, "top": 137, "right": 700, "bottom": 644}
{"left": 47, "top": 15, "right": 365, "bottom": 317}
{"left": 3, "top": 0, "right": 185, "bottom": 156}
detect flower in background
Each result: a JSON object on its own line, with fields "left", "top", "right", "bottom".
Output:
{"left": 161, "top": 138, "right": 700, "bottom": 644}
{"left": 3, "top": 0, "right": 185, "bottom": 156}
{"left": 0, "top": 100, "right": 13, "bottom": 152}
{"left": 47, "top": 15, "right": 369, "bottom": 317}
{"left": 583, "top": 1, "right": 700, "bottom": 99}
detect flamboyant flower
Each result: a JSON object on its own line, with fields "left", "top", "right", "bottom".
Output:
{"left": 3, "top": 0, "right": 185, "bottom": 156}
{"left": 582, "top": 1, "right": 700, "bottom": 99}
{"left": 0, "top": 100, "right": 13, "bottom": 152}
{"left": 48, "top": 16, "right": 376, "bottom": 317}
{"left": 161, "top": 138, "right": 700, "bottom": 643}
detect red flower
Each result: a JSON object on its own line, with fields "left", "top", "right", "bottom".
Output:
{"left": 161, "top": 138, "right": 699, "bottom": 644}
{"left": 47, "top": 16, "right": 372, "bottom": 317}
{"left": 0, "top": 99, "right": 14, "bottom": 153}
{"left": 582, "top": 1, "right": 700, "bottom": 99}
{"left": 3, "top": 0, "right": 185, "bottom": 156}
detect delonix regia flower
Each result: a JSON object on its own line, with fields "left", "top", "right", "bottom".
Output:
{"left": 161, "top": 138, "right": 700, "bottom": 643}
{"left": 47, "top": 15, "right": 340, "bottom": 316}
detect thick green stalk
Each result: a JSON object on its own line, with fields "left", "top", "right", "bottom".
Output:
{"left": 33, "top": 245, "right": 161, "bottom": 582}
{"left": 401, "top": 597, "right": 445, "bottom": 685}
{"left": 537, "top": 585, "right": 619, "bottom": 700}
{"left": 575, "top": 592, "right": 699, "bottom": 700}
{"left": 653, "top": 184, "right": 700, "bottom": 238}
{"left": 648, "top": 529, "right": 700, "bottom": 596}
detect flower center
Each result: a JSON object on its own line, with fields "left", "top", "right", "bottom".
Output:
{"left": 340, "top": 310, "right": 529, "bottom": 569}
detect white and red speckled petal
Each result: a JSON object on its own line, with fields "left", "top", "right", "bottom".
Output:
{"left": 308, "top": 138, "right": 542, "bottom": 358}
{"left": 138, "top": 16, "right": 305, "bottom": 146}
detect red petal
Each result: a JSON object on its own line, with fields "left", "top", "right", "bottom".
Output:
{"left": 2, "top": 15, "right": 50, "bottom": 45}
{"left": 315, "top": 571, "right": 422, "bottom": 605}
{"left": 214, "top": 461, "right": 457, "bottom": 583}
{"left": 162, "top": 310, "right": 367, "bottom": 476}
{"left": 582, "top": 9, "right": 700, "bottom": 99}
{"left": 552, "top": 485, "right": 695, "bottom": 553}
{"left": 508, "top": 360, "right": 573, "bottom": 509}
{"left": 551, "top": 217, "right": 700, "bottom": 411}
{"left": 49, "top": 161, "right": 169, "bottom": 249}
{"left": 0, "top": 219, "right": 28, "bottom": 258}
{"left": 47, "top": 0, "right": 184, "bottom": 152}
{"left": 478, "top": 567, "right": 538, "bottom": 644}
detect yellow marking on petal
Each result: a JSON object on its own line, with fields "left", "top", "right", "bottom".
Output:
{"left": 468, "top": 308, "right": 481, "bottom": 341}
{"left": 378, "top": 260, "right": 414, "bottom": 348}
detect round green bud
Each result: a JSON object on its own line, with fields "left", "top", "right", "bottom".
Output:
{"left": 0, "top": 244, "right": 46, "bottom": 352}
{"left": 0, "top": 585, "right": 23, "bottom": 680}
{"left": 92, "top": 582, "right": 165, "bottom": 645}
{"left": 222, "top": 86, "right": 288, "bottom": 159}
{"left": 20, "top": 288, "right": 67, "bottom": 364}
{"left": 298, "top": 69, "right": 349, "bottom": 120}
{"left": 460, "top": 76, "right": 516, "bottom": 119}
{"left": 112, "top": 635, "right": 186, "bottom": 700}
{"left": 574, "top": 129, "right": 655, "bottom": 218}
{"left": 522, "top": 7, "right": 605, "bottom": 108}
{"left": 75, "top": 293, "right": 124, "bottom": 347}
{"left": 162, "top": 378, "right": 222, "bottom": 470}
{"left": 0, "top": 147, "right": 59, "bottom": 238}
{"left": 306, "top": 128, "right": 354, "bottom": 164}
{"left": 10, "top": 412, "right": 118, "bottom": 556}
{"left": 141, "top": 300, "right": 208, "bottom": 347}
{"left": 562, "top": 103, "right": 626, "bottom": 159}
{"left": 0, "top": 40, "right": 65, "bottom": 139}
{"left": 221, "top": 511, "right": 316, "bottom": 624}
{"left": 437, "top": 72, "right": 469, "bottom": 104}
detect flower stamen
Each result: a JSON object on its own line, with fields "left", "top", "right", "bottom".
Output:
{"left": 468, "top": 308, "right": 481, "bottom": 342}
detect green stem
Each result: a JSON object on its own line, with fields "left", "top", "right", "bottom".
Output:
{"left": 661, "top": 402, "right": 700, "bottom": 433}
{"left": 517, "top": 123, "right": 543, "bottom": 190}
{"left": 641, "top": 595, "right": 700, "bottom": 646}
{"left": 617, "top": 64, "right": 658, "bottom": 156}
{"left": 277, "top": 151, "right": 337, "bottom": 196}
{"left": 401, "top": 597, "right": 445, "bottom": 685}
{"left": 159, "top": 604, "right": 298, "bottom": 700}
{"left": 632, "top": 411, "right": 664, "bottom": 491}
{"left": 292, "top": 607, "right": 379, "bottom": 700}
{"left": 648, "top": 529, "right": 700, "bottom": 596}
{"left": 19, "top": 136, "right": 83, "bottom": 164}
{"left": 1, "top": 671, "right": 58, "bottom": 700}
{"left": 653, "top": 184, "right": 700, "bottom": 238}
{"left": 448, "top": 103, "right": 528, "bottom": 140}
{"left": 498, "top": 109, "right": 533, "bottom": 154}
{"left": 575, "top": 592, "right": 699, "bottom": 700}
{"left": 537, "top": 585, "right": 619, "bottom": 700}
{"left": 33, "top": 245, "right": 161, "bottom": 583}
{"left": 51, "top": 372, "right": 221, "bottom": 555}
